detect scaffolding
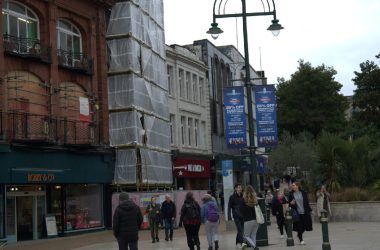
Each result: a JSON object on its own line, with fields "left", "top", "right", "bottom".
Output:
{"left": 107, "top": 0, "right": 171, "bottom": 187}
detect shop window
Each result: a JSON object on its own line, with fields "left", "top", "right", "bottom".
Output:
{"left": 65, "top": 184, "right": 102, "bottom": 231}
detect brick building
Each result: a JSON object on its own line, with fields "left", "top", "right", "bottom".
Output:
{"left": 0, "top": 0, "right": 114, "bottom": 242}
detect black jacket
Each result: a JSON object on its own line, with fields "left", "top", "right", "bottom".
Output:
{"left": 161, "top": 200, "right": 176, "bottom": 219}
{"left": 289, "top": 190, "right": 313, "bottom": 232}
{"left": 271, "top": 196, "right": 285, "bottom": 218}
{"left": 240, "top": 202, "right": 256, "bottom": 222}
{"left": 227, "top": 192, "right": 244, "bottom": 220}
{"left": 113, "top": 200, "right": 143, "bottom": 242}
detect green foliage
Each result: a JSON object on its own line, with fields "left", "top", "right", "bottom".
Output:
{"left": 267, "top": 131, "right": 316, "bottom": 178}
{"left": 276, "top": 60, "right": 348, "bottom": 137}
{"left": 314, "top": 132, "right": 345, "bottom": 193}
{"left": 352, "top": 53, "right": 380, "bottom": 127}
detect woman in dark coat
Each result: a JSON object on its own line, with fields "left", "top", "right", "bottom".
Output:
{"left": 179, "top": 192, "right": 201, "bottom": 250}
{"left": 271, "top": 189, "right": 286, "bottom": 238}
{"left": 289, "top": 182, "right": 313, "bottom": 245}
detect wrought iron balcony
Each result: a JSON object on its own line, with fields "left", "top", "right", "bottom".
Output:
{"left": 60, "top": 119, "right": 96, "bottom": 145}
{"left": 57, "top": 49, "right": 93, "bottom": 75}
{"left": 3, "top": 34, "right": 51, "bottom": 63}
{"left": 2, "top": 112, "right": 57, "bottom": 142}
{"left": 0, "top": 112, "right": 96, "bottom": 145}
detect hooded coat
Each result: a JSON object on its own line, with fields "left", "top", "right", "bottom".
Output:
{"left": 113, "top": 200, "right": 143, "bottom": 242}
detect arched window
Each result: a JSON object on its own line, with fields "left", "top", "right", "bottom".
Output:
{"left": 56, "top": 19, "right": 82, "bottom": 66}
{"left": 2, "top": 1, "right": 39, "bottom": 39}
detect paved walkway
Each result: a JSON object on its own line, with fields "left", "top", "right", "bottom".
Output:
{"left": 5, "top": 221, "right": 380, "bottom": 250}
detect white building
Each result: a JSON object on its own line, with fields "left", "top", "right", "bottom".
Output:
{"left": 166, "top": 44, "right": 212, "bottom": 190}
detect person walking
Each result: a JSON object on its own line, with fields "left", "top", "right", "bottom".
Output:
{"left": 113, "top": 192, "right": 143, "bottom": 250}
{"left": 271, "top": 189, "right": 286, "bottom": 238}
{"left": 289, "top": 182, "right": 313, "bottom": 245}
{"left": 219, "top": 191, "right": 225, "bottom": 211}
{"left": 316, "top": 185, "right": 332, "bottom": 218}
{"left": 201, "top": 194, "right": 220, "bottom": 250}
{"left": 146, "top": 196, "right": 161, "bottom": 243}
{"left": 179, "top": 192, "right": 201, "bottom": 250}
{"left": 227, "top": 183, "right": 244, "bottom": 248}
{"left": 161, "top": 194, "right": 176, "bottom": 241}
{"left": 239, "top": 185, "right": 260, "bottom": 250}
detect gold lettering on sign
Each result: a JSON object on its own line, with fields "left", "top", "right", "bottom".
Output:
{"left": 27, "top": 174, "right": 55, "bottom": 182}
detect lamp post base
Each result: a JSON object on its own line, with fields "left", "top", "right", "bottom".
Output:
{"left": 256, "top": 198, "right": 269, "bottom": 246}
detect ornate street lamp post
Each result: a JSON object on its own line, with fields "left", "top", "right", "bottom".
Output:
{"left": 207, "top": 0, "right": 283, "bottom": 246}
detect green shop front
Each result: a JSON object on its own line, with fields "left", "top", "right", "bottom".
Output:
{"left": 0, "top": 146, "right": 113, "bottom": 243}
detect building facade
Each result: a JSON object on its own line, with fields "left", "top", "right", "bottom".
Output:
{"left": 107, "top": 0, "right": 172, "bottom": 190}
{"left": 187, "top": 40, "right": 267, "bottom": 193}
{"left": 0, "top": 0, "right": 114, "bottom": 242}
{"left": 166, "top": 44, "right": 212, "bottom": 190}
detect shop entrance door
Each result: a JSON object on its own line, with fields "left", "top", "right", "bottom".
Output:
{"left": 6, "top": 188, "right": 46, "bottom": 242}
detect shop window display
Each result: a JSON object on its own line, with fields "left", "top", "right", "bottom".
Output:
{"left": 65, "top": 184, "right": 102, "bottom": 231}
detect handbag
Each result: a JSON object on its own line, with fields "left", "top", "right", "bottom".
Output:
{"left": 292, "top": 209, "right": 300, "bottom": 222}
{"left": 255, "top": 205, "right": 265, "bottom": 224}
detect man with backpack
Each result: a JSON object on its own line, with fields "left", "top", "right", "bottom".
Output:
{"left": 179, "top": 192, "right": 201, "bottom": 250}
{"left": 201, "top": 194, "right": 220, "bottom": 250}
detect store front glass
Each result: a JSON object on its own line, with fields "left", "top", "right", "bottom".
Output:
{"left": 65, "top": 184, "right": 102, "bottom": 231}
{"left": 6, "top": 186, "right": 46, "bottom": 242}
{"left": 0, "top": 187, "right": 4, "bottom": 239}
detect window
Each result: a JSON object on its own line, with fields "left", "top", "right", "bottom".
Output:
{"left": 199, "top": 77, "right": 204, "bottom": 105}
{"left": 186, "top": 72, "right": 191, "bottom": 100}
{"left": 188, "top": 118, "right": 193, "bottom": 146}
{"left": 2, "top": 1, "right": 39, "bottom": 39}
{"left": 167, "top": 65, "right": 174, "bottom": 96}
{"left": 179, "top": 69, "right": 185, "bottom": 98}
{"left": 181, "top": 116, "right": 186, "bottom": 145}
{"left": 57, "top": 19, "right": 82, "bottom": 67}
{"left": 201, "top": 121, "right": 206, "bottom": 148}
{"left": 192, "top": 74, "right": 198, "bottom": 103}
{"left": 65, "top": 184, "right": 103, "bottom": 231}
{"left": 169, "top": 114, "right": 175, "bottom": 145}
{"left": 195, "top": 119, "right": 199, "bottom": 147}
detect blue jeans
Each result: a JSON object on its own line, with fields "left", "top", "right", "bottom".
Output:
{"left": 164, "top": 218, "right": 174, "bottom": 239}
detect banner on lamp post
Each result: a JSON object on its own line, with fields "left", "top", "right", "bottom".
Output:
{"left": 223, "top": 86, "right": 247, "bottom": 148}
{"left": 255, "top": 85, "right": 278, "bottom": 147}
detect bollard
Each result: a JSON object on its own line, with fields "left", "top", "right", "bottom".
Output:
{"left": 266, "top": 206, "right": 271, "bottom": 225}
{"left": 285, "top": 208, "right": 294, "bottom": 247}
{"left": 320, "top": 209, "right": 331, "bottom": 250}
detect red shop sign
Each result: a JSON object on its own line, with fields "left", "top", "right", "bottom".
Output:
{"left": 174, "top": 158, "right": 210, "bottom": 178}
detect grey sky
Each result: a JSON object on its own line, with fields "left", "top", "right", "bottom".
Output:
{"left": 163, "top": 0, "right": 380, "bottom": 96}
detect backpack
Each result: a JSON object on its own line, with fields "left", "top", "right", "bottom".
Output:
{"left": 207, "top": 202, "right": 219, "bottom": 222}
{"left": 185, "top": 202, "right": 199, "bottom": 219}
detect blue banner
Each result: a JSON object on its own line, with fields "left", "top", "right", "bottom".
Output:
{"left": 224, "top": 86, "right": 247, "bottom": 148}
{"left": 255, "top": 85, "right": 278, "bottom": 147}
{"left": 256, "top": 155, "right": 267, "bottom": 174}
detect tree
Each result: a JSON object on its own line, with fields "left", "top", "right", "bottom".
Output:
{"left": 352, "top": 53, "right": 380, "bottom": 127}
{"left": 276, "top": 60, "right": 348, "bottom": 137}
{"left": 268, "top": 131, "right": 316, "bottom": 179}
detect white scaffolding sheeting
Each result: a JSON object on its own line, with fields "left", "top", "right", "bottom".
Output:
{"left": 114, "top": 149, "right": 137, "bottom": 184}
{"left": 108, "top": 74, "right": 169, "bottom": 119}
{"left": 107, "top": 0, "right": 171, "bottom": 186}
{"left": 109, "top": 110, "right": 170, "bottom": 150}
{"left": 140, "top": 149, "right": 172, "bottom": 184}
{"left": 107, "top": 1, "right": 165, "bottom": 57}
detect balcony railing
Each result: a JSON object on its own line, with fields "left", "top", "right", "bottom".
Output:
{"left": 0, "top": 112, "right": 96, "bottom": 145}
{"left": 57, "top": 49, "right": 93, "bottom": 75}
{"left": 61, "top": 119, "right": 96, "bottom": 145}
{"left": 3, "top": 34, "right": 51, "bottom": 63}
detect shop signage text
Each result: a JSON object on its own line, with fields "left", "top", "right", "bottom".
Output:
{"left": 175, "top": 159, "right": 210, "bottom": 178}
{"left": 27, "top": 173, "right": 55, "bottom": 182}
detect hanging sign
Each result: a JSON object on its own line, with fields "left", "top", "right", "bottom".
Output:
{"left": 79, "top": 97, "right": 91, "bottom": 122}
{"left": 255, "top": 85, "right": 278, "bottom": 147}
{"left": 223, "top": 86, "right": 247, "bottom": 148}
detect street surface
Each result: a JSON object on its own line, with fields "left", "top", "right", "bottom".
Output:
{"left": 4, "top": 220, "right": 380, "bottom": 250}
